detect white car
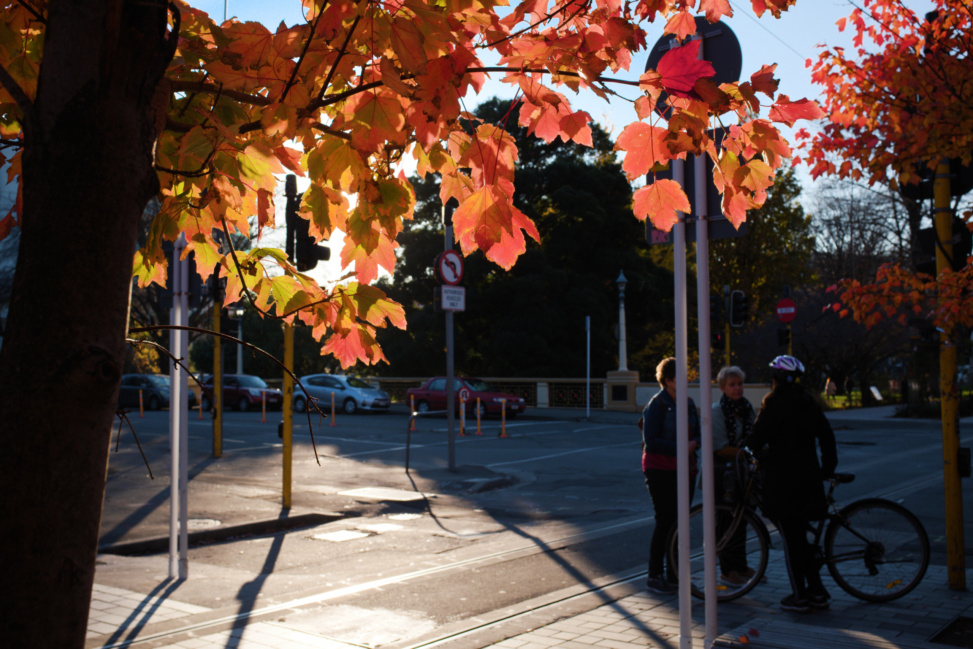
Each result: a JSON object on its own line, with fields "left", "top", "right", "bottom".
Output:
{"left": 294, "top": 374, "right": 390, "bottom": 414}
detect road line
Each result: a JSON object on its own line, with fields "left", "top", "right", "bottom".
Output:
{"left": 487, "top": 441, "right": 635, "bottom": 468}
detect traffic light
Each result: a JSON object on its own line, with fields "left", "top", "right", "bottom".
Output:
{"left": 295, "top": 217, "right": 330, "bottom": 272}
{"left": 729, "top": 290, "right": 748, "bottom": 328}
{"left": 712, "top": 331, "right": 725, "bottom": 349}
{"left": 285, "top": 174, "right": 330, "bottom": 272}
{"left": 777, "top": 327, "right": 790, "bottom": 346}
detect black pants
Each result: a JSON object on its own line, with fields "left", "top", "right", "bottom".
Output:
{"left": 775, "top": 511, "right": 824, "bottom": 599}
{"left": 645, "top": 468, "right": 696, "bottom": 580}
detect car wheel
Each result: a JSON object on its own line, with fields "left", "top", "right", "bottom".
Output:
{"left": 237, "top": 397, "right": 250, "bottom": 412}
{"left": 201, "top": 396, "right": 212, "bottom": 411}
{"left": 417, "top": 400, "right": 430, "bottom": 414}
{"left": 294, "top": 396, "right": 307, "bottom": 412}
{"left": 147, "top": 395, "right": 161, "bottom": 411}
{"left": 343, "top": 398, "right": 358, "bottom": 415}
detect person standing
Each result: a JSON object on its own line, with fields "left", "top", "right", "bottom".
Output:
{"left": 641, "top": 357, "right": 701, "bottom": 594}
{"left": 747, "top": 355, "right": 838, "bottom": 613}
{"left": 711, "top": 365, "right": 758, "bottom": 584}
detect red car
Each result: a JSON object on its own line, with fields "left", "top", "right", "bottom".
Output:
{"left": 406, "top": 377, "right": 526, "bottom": 418}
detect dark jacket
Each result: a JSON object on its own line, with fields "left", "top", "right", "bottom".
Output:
{"left": 641, "top": 388, "right": 701, "bottom": 472}
{"left": 747, "top": 385, "right": 838, "bottom": 519}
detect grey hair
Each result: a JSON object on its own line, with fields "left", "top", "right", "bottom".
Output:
{"left": 716, "top": 366, "right": 745, "bottom": 388}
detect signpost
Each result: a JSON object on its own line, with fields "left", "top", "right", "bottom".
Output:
{"left": 645, "top": 18, "right": 744, "bottom": 649}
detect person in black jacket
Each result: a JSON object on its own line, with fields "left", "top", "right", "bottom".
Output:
{"left": 641, "top": 357, "right": 701, "bottom": 594}
{"left": 747, "top": 355, "right": 838, "bottom": 613}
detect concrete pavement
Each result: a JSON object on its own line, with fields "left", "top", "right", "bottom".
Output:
{"left": 88, "top": 404, "right": 973, "bottom": 649}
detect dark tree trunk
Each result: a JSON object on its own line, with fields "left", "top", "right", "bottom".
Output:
{"left": 0, "top": 1, "right": 175, "bottom": 645}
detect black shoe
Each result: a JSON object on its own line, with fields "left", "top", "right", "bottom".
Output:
{"left": 808, "top": 594, "right": 830, "bottom": 609}
{"left": 780, "top": 595, "right": 810, "bottom": 613}
{"left": 646, "top": 576, "right": 677, "bottom": 595}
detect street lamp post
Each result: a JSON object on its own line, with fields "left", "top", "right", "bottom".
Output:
{"left": 616, "top": 270, "right": 628, "bottom": 372}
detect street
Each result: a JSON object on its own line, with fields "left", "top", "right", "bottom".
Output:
{"left": 91, "top": 406, "right": 973, "bottom": 648}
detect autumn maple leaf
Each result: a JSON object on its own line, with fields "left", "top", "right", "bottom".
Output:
{"left": 656, "top": 40, "right": 716, "bottom": 98}
{"left": 632, "top": 178, "right": 690, "bottom": 231}
{"left": 453, "top": 185, "right": 540, "bottom": 270}
{"left": 615, "top": 122, "right": 675, "bottom": 181}
{"left": 768, "top": 95, "right": 825, "bottom": 127}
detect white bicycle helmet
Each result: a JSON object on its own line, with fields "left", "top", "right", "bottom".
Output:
{"left": 769, "top": 355, "right": 804, "bottom": 384}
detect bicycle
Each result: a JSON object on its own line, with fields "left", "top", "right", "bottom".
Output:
{"left": 667, "top": 448, "right": 930, "bottom": 603}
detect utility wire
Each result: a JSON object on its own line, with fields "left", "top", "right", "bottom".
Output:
{"left": 727, "top": 0, "right": 811, "bottom": 62}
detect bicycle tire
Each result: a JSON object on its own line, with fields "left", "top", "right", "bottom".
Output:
{"left": 824, "top": 498, "right": 930, "bottom": 602}
{"left": 667, "top": 503, "right": 770, "bottom": 602}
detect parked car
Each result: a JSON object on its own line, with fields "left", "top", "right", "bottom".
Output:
{"left": 406, "top": 377, "right": 526, "bottom": 418}
{"left": 294, "top": 374, "right": 390, "bottom": 414}
{"left": 118, "top": 373, "right": 197, "bottom": 411}
{"left": 199, "top": 374, "right": 283, "bottom": 412}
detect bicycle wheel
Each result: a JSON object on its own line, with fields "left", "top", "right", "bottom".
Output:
{"left": 825, "top": 498, "right": 930, "bottom": 602}
{"left": 668, "top": 503, "right": 770, "bottom": 602}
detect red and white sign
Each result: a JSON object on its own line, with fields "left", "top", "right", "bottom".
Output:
{"left": 435, "top": 250, "right": 464, "bottom": 285}
{"left": 776, "top": 298, "right": 796, "bottom": 323}
{"left": 458, "top": 387, "right": 471, "bottom": 402}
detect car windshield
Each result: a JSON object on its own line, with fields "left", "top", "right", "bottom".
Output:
{"left": 237, "top": 375, "right": 269, "bottom": 388}
{"left": 464, "top": 379, "right": 492, "bottom": 391}
{"left": 148, "top": 375, "right": 169, "bottom": 388}
{"left": 346, "top": 378, "right": 373, "bottom": 389}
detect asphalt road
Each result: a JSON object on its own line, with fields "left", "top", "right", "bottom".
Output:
{"left": 93, "top": 405, "right": 973, "bottom": 649}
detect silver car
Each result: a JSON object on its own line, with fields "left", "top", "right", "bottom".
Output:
{"left": 294, "top": 374, "right": 390, "bottom": 414}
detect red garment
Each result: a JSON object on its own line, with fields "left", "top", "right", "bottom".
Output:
{"left": 642, "top": 449, "right": 697, "bottom": 474}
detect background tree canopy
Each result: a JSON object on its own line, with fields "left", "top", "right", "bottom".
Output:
{"left": 375, "top": 98, "right": 674, "bottom": 379}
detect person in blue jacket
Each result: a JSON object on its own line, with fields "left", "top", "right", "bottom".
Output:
{"left": 641, "top": 357, "right": 701, "bottom": 594}
{"left": 747, "top": 355, "right": 838, "bottom": 613}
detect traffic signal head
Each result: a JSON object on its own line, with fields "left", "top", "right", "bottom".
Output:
{"left": 729, "top": 290, "right": 748, "bottom": 328}
{"left": 293, "top": 206, "right": 330, "bottom": 272}
{"left": 777, "top": 327, "right": 790, "bottom": 346}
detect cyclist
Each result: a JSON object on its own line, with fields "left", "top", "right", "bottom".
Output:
{"left": 747, "top": 355, "right": 838, "bottom": 613}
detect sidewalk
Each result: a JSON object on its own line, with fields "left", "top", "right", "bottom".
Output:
{"left": 88, "top": 404, "right": 973, "bottom": 649}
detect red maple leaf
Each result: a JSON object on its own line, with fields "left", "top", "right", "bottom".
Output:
{"left": 769, "top": 95, "right": 826, "bottom": 126}
{"left": 656, "top": 40, "right": 715, "bottom": 98}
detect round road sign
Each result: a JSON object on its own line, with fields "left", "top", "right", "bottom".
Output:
{"left": 435, "top": 250, "right": 464, "bottom": 285}
{"left": 458, "top": 387, "right": 471, "bottom": 402}
{"left": 776, "top": 298, "right": 796, "bottom": 324}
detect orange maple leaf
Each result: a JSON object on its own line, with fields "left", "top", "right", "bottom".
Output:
{"left": 699, "top": 0, "right": 732, "bottom": 22}
{"left": 663, "top": 12, "right": 697, "bottom": 41}
{"left": 632, "top": 179, "right": 689, "bottom": 231}
{"left": 453, "top": 185, "right": 540, "bottom": 270}
{"left": 615, "top": 122, "right": 672, "bottom": 181}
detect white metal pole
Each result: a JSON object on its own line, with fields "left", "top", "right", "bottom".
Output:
{"left": 672, "top": 159, "right": 692, "bottom": 649}
{"left": 695, "top": 152, "right": 717, "bottom": 647}
{"left": 169, "top": 236, "right": 190, "bottom": 580}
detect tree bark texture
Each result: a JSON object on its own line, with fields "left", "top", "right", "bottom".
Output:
{"left": 0, "top": 1, "right": 176, "bottom": 645}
